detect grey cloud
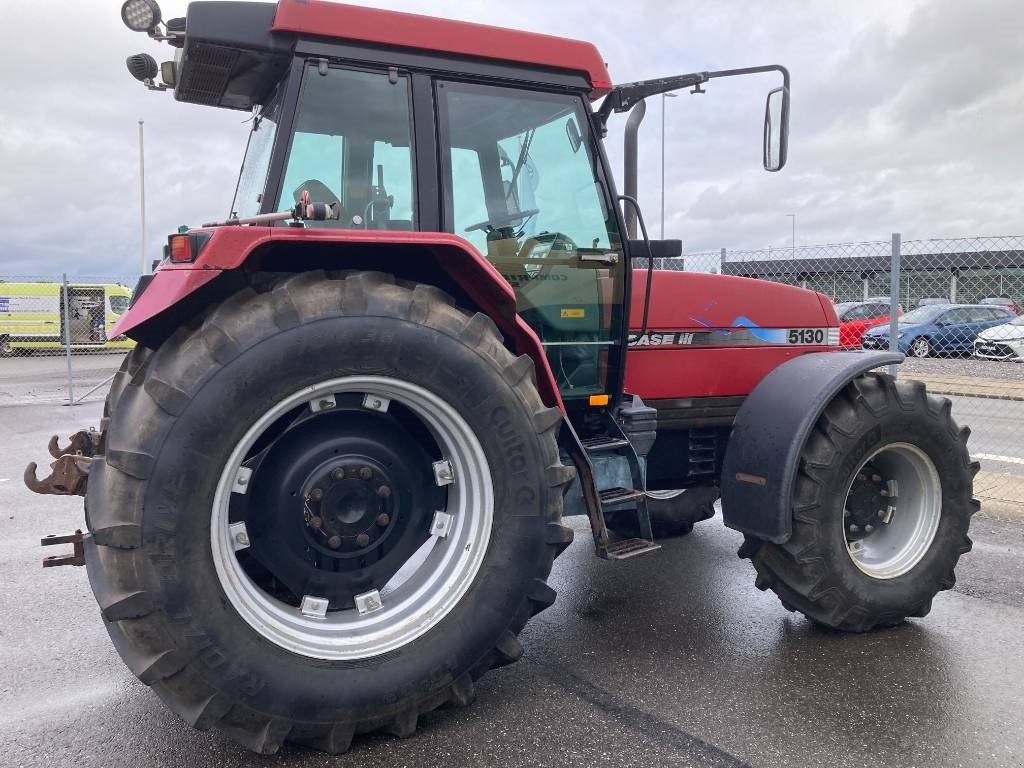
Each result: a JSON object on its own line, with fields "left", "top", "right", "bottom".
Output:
{"left": 0, "top": 0, "right": 1021, "bottom": 279}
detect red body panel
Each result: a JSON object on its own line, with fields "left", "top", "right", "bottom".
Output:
{"left": 271, "top": 0, "right": 612, "bottom": 98}
{"left": 624, "top": 271, "right": 838, "bottom": 400}
{"left": 113, "top": 227, "right": 565, "bottom": 409}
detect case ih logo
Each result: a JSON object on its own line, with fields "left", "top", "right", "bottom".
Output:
{"left": 628, "top": 332, "right": 695, "bottom": 346}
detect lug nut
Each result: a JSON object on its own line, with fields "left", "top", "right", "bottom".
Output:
{"left": 376, "top": 485, "right": 391, "bottom": 498}
{"left": 356, "top": 533, "right": 370, "bottom": 547}
{"left": 309, "top": 516, "right": 323, "bottom": 529}
{"left": 359, "top": 466, "right": 373, "bottom": 480}
{"left": 849, "top": 524, "right": 860, "bottom": 533}
{"left": 331, "top": 467, "right": 345, "bottom": 481}
{"left": 376, "top": 513, "right": 391, "bottom": 527}
{"left": 327, "top": 535, "right": 342, "bottom": 549}
{"left": 310, "top": 487, "right": 324, "bottom": 501}
{"left": 865, "top": 524, "right": 874, "bottom": 533}
{"left": 871, "top": 474, "right": 882, "bottom": 483}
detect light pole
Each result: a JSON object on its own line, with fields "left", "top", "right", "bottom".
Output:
{"left": 660, "top": 92, "right": 677, "bottom": 239}
{"left": 786, "top": 213, "right": 795, "bottom": 257}
{"left": 139, "top": 120, "right": 147, "bottom": 275}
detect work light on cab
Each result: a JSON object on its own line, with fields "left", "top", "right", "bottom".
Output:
{"left": 120, "top": 0, "right": 161, "bottom": 33}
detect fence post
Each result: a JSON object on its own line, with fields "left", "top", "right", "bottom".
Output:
{"left": 888, "top": 233, "right": 901, "bottom": 379}
{"left": 61, "top": 273, "right": 75, "bottom": 406}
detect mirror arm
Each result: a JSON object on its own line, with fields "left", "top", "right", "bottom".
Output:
{"left": 595, "top": 64, "right": 790, "bottom": 132}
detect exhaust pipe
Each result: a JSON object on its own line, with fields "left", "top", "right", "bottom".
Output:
{"left": 623, "top": 100, "right": 646, "bottom": 239}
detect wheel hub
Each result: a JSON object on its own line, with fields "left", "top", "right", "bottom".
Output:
{"left": 238, "top": 403, "right": 440, "bottom": 609}
{"left": 844, "top": 466, "right": 894, "bottom": 540}
{"left": 303, "top": 459, "right": 395, "bottom": 553}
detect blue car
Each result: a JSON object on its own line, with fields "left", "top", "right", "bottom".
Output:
{"left": 861, "top": 303, "right": 1016, "bottom": 357}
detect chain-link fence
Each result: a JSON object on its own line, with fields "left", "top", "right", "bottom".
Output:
{"left": 664, "top": 235, "right": 1024, "bottom": 518}
{"left": 6, "top": 248, "right": 1024, "bottom": 515}
{"left": 0, "top": 275, "right": 136, "bottom": 406}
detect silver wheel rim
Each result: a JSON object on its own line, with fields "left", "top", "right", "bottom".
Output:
{"left": 211, "top": 376, "right": 493, "bottom": 660}
{"left": 843, "top": 442, "right": 941, "bottom": 579}
{"left": 911, "top": 338, "right": 929, "bottom": 357}
{"left": 646, "top": 489, "right": 685, "bottom": 500}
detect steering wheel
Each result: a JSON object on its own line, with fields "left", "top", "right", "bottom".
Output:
{"left": 464, "top": 209, "right": 540, "bottom": 233}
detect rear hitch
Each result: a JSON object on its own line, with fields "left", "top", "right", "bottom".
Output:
{"left": 48, "top": 428, "right": 101, "bottom": 459}
{"left": 24, "top": 454, "right": 92, "bottom": 496}
{"left": 41, "top": 530, "right": 85, "bottom": 567}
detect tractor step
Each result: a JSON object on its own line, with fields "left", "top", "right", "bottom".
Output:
{"left": 562, "top": 408, "right": 660, "bottom": 562}
{"left": 598, "top": 487, "right": 646, "bottom": 505}
{"left": 603, "top": 538, "right": 662, "bottom": 560}
{"left": 580, "top": 435, "right": 630, "bottom": 452}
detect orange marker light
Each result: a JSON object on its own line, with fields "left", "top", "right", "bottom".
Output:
{"left": 168, "top": 234, "right": 193, "bottom": 263}
{"left": 588, "top": 394, "right": 610, "bottom": 407}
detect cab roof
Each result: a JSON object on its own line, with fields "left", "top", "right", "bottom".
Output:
{"left": 270, "top": 0, "right": 612, "bottom": 98}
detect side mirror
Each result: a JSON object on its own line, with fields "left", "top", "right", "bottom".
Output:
{"left": 763, "top": 86, "right": 789, "bottom": 172}
{"left": 565, "top": 118, "right": 582, "bottom": 153}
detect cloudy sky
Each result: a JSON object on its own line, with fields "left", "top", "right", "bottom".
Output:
{"left": 1, "top": 0, "right": 1021, "bottom": 280}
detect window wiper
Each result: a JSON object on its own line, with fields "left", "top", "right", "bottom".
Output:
{"left": 506, "top": 129, "right": 535, "bottom": 202}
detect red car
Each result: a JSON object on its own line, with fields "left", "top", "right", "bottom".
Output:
{"left": 835, "top": 299, "right": 900, "bottom": 347}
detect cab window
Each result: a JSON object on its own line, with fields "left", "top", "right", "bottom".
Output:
{"left": 279, "top": 66, "right": 415, "bottom": 230}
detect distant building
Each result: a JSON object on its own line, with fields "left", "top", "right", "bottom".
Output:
{"left": 718, "top": 247, "right": 1024, "bottom": 306}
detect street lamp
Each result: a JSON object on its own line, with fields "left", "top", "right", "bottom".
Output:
{"left": 661, "top": 92, "right": 678, "bottom": 239}
{"left": 786, "top": 213, "right": 795, "bottom": 257}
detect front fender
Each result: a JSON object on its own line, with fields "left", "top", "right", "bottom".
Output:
{"left": 720, "top": 350, "right": 903, "bottom": 543}
{"left": 114, "top": 227, "right": 564, "bottom": 409}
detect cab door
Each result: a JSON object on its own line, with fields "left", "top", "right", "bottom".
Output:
{"left": 435, "top": 80, "right": 626, "bottom": 402}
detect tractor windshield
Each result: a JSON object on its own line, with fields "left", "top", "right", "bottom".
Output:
{"left": 438, "top": 81, "right": 624, "bottom": 399}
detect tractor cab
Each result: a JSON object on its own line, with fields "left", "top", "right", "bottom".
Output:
{"left": 122, "top": 0, "right": 785, "bottom": 405}
{"left": 230, "top": 63, "right": 624, "bottom": 399}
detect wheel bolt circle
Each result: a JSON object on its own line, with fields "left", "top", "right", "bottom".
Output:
{"left": 376, "top": 513, "right": 391, "bottom": 527}
{"left": 356, "top": 533, "right": 370, "bottom": 547}
{"left": 376, "top": 485, "right": 391, "bottom": 498}
{"left": 327, "top": 535, "right": 342, "bottom": 549}
{"left": 310, "top": 487, "right": 324, "bottom": 501}
{"left": 331, "top": 467, "right": 345, "bottom": 481}
{"left": 359, "top": 466, "right": 373, "bottom": 480}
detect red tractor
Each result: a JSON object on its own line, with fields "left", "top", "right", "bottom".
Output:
{"left": 26, "top": 0, "right": 978, "bottom": 754}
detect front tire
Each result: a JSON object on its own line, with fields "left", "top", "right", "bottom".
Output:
{"left": 84, "top": 271, "right": 575, "bottom": 753}
{"left": 739, "top": 373, "right": 978, "bottom": 632}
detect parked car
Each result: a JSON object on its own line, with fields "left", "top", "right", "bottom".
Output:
{"left": 833, "top": 299, "right": 901, "bottom": 347}
{"left": 862, "top": 303, "right": 1016, "bottom": 357}
{"left": 977, "top": 296, "right": 1022, "bottom": 315}
{"left": 974, "top": 314, "right": 1024, "bottom": 362}
{"left": 916, "top": 296, "right": 948, "bottom": 308}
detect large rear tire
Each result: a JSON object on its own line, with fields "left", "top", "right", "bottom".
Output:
{"left": 739, "top": 373, "right": 978, "bottom": 632}
{"left": 84, "top": 271, "right": 575, "bottom": 753}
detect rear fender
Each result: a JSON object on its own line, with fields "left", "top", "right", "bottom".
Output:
{"left": 720, "top": 350, "right": 903, "bottom": 543}
{"left": 114, "top": 227, "right": 564, "bottom": 409}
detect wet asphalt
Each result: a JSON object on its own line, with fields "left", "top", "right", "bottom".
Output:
{"left": 2, "top": 400, "right": 1024, "bottom": 768}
